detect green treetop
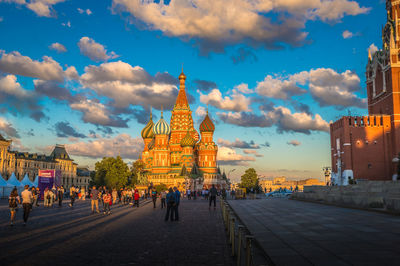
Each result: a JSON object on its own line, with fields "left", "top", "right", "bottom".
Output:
{"left": 94, "top": 156, "right": 130, "bottom": 189}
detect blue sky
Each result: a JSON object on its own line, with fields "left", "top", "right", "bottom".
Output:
{"left": 0, "top": 0, "right": 386, "bottom": 182}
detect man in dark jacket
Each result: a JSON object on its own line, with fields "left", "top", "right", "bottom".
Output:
{"left": 209, "top": 184, "right": 217, "bottom": 210}
{"left": 165, "top": 188, "right": 176, "bottom": 221}
{"left": 173, "top": 187, "right": 180, "bottom": 221}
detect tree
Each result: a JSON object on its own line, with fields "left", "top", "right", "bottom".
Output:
{"left": 239, "top": 168, "right": 260, "bottom": 192}
{"left": 154, "top": 183, "right": 168, "bottom": 193}
{"left": 94, "top": 156, "right": 130, "bottom": 189}
{"left": 131, "top": 159, "right": 147, "bottom": 185}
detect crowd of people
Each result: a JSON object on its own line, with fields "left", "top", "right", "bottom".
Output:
{"left": 7, "top": 183, "right": 224, "bottom": 226}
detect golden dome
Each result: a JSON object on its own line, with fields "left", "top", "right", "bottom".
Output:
{"left": 141, "top": 113, "right": 154, "bottom": 139}
{"left": 180, "top": 131, "right": 196, "bottom": 147}
{"left": 179, "top": 71, "right": 186, "bottom": 80}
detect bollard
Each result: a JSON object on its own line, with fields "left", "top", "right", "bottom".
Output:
{"left": 237, "top": 225, "right": 244, "bottom": 266}
{"left": 231, "top": 217, "right": 235, "bottom": 256}
{"left": 245, "top": 235, "right": 254, "bottom": 266}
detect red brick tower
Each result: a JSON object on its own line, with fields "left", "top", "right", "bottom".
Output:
{"left": 330, "top": 1, "right": 400, "bottom": 183}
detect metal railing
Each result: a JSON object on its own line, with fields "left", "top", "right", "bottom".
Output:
{"left": 221, "top": 199, "right": 272, "bottom": 266}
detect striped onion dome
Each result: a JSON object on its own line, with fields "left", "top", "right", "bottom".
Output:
{"left": 141, "top": 113, "right": 154, "bottom": 139}
{"left": 148, "top": 138, "right": 155, "bottom": 149}
{"left": 153, "top": 112, "right": 171, "bottom": 135}
{"left": 180, "top": 131, "right": 196, "bottom": 147}
{"left": 200, "top": 113, "right": 215, "bottom": 132}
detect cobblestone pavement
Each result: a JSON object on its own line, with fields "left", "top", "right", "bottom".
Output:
{"left": 0, "top": 198, "right": 234, "bottom": 266}
{"left": 228, "top": 198, "right": 400, "bottom": 266}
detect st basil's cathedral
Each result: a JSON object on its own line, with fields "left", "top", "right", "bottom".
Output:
{"left": 139, "top": 71, "right": 228, "bottom": 190}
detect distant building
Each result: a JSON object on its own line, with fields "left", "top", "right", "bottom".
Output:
{"left": 330, "top": 1, "right": 400, "bottom": 184}
{"left": 0, "top": 136, "right": 84, "bottom": 189}
{"left": 259, "top": 177, "right": 325, "bottom": 192}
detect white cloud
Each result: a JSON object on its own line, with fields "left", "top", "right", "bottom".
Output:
{"left": 368, "top": 43, "right": 378, "bottom": 56}
{"left": 243, "top": 149, "right": 263, "bottom": 157}
{"left": 80, "top": 60, "right": 179, "bottom": 109}
{"left": 342, "top": 30, "right": 353, "bottom": 39}
{"left": 195, "top": 106, "right": 207, "bottom": 117}
{"left": 0, "top": 74, "right": 29, "bottom": 98}
{"left": 61, "top": 21, "right": 71, "bottom": 27}
{"left": 235, "top": 83, "right": 253, "bottom": 94}
{"left": 0, "top": 117, "right": 19, "bottom": 138}
{"left": 64, "top": 66, "right": 79, "bottom": 80}
{"left": 199, "top": 89, "right": 251, "bottom": 112}
{"left": 70, "top": 99, "right": 128, "bottom": 127}
{"left": 112, "top": 0, "right": 369, "bottom": 53}
{"left": 77, "top": 8, "right": 92, "bottom": 15}
{"left": 66, "top": 133, "right": 143, "bottom": 160}
{"left": 256, "top": 68, "right": 365, "bottom": 108}
{"left": 78, "top": 37, "right": 118, "bottom": 62}
{"left": 0, "top": 50, "right": 64, "bottom": 81}
{"left": 287, "top": 140, "right": 301, "bottom": 146}
{"left": 1, "top": 0, "right": 65, "bottom": 17}
{"left": 256, "top": 73, "right": 308, "bottom": 99}
{"left": 49, "top": 42, "right": 67, "bottom": 53}
{"left": 218, "top": 138, "right": 260, "bottom": 149}
{"left": 217, "top": 146, "right": 256, "bottom": 166}
{"left": 218, "top": 106, "right": 330, "bottom": 134}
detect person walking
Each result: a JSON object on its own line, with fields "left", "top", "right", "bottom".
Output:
{"left": 90, "top": 186, "right": 100, "bottom": 214}
{"left": 160, "top": 190, "right": 167, "bottom": 209}
{"left": 81, "top": 186, "right": 86, "bottom": 200}
{"left": 31, "top": 186, "right": 37, "bottom": 208}
{"left": 151, "top": 189, "right": 157, "bottom": 208}
{"left": 102, "top": 190, "right": 111, "bottom": 215}
{"left": 173, "top": 187, "right": 181, "bottom": 221}
{"left": 57, "top": 186, "right": 64, "bottom": 207}
{"left": 21, "top": 185, "right": 33, "bottom": 226}
{"left": 35, "top": 187, "right": 40, "bottom": 206}
{"left": 49, "top": 189, "right": 55, "bottom": 207}
{"left": 187, "top": 189, "right": 191, "bottom": 200}
{"left": 209, "top": 184, "right": 217, "bottom": 210}
{"left": 9, "top": 188, "right": 20, "bottom": 226}
{"left": 69, "top": 185, "right": 76, "bottom": 207}
{"left": 205, "top": 189, "right": 209, "bottom": 201}
{"left": 165, "top": 188, "right": 176, "bottom": 221}
{"left": 44, "top": 188, "right": 50, "bottom": 207}
{"left": 112, "top": 188, "right": 117, "bottom": 204}
{"left": 134, "top": 189, "right": 140, "bottom": 208}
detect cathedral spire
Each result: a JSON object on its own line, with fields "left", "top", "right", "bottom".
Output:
{"left": 176, "top": 69, "right": 189, "bottom": 107}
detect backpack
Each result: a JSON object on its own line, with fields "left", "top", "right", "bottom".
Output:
{"left": 9, "top": 196, "right": 17, "bottom": 208}
{"left": 168, "top": 193, "right": 175, "bottom": 205}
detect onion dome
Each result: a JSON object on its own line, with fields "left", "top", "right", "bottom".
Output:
{"left": 180, "top": 131, "right": 196, "bottom": 147}
{"left": 153, "top": 112, "right": 171, "bottom": 135}
{"left": 141, "top": 113, "right": 154, "bottom": 139}
{"left": 148, "top": 138, "right": 155, "bottom": 149}
{"left": 200, "top": 113, "right": 215, "bottom": 132}
{"left": 178, "top": 71, "right": 186, "bottom": 80}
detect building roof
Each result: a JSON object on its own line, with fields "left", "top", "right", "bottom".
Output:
{"left": 200, "top": 113, "right": 215, "bottom": 132}
{"left": 50, "top": 144, "right": 73, "bottom": 161}
{"left": 141, "top": 111, "right": 154, "bottom": 139}
{"left": 180, "top": 131, "right": 196, "bottom": 147}
{"left": 11, "top": 151, "right": 55, "bottom": 162}
{"left": 153, "top": 112, "right": 171, "bottom": 135}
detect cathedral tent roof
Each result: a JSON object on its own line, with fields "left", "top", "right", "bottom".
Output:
{"left": 175, "top": 71, "right": 189, "bottom": 107}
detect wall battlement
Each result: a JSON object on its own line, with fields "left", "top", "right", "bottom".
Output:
{"left": 330, "top": 115, "right": 391, "bottom": 130}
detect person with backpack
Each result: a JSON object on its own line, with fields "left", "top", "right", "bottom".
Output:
{"left": 165, "top": 188, "right": 176, "bottom": 221}
{"left": 9, "top": 188, "right": 20, "bottom": 226}
{"left": 31, "top": 186, "right": 37, "bottom": 208}
{"left": 21, "top": 185, "right": 33, "bottom": 226}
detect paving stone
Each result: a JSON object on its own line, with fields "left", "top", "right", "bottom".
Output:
{"left": 0, "top": 198, "right": 234, "bottom": 266}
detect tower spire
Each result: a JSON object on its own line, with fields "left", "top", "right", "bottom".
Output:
{"left": 161, "top": 105, "right": 163, "bottom": 118}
